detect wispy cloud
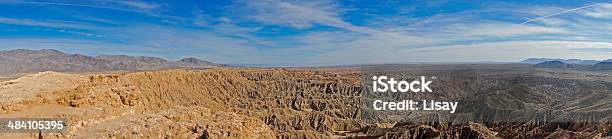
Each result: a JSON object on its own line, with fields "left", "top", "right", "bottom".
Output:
{"left": 236, "top": 0, "right": 341, "bottom": 28}
{"left": 3, "top": 0, "right": 162, "bottom": 16}
{"left": 233, "top": 0, "right": 376, "bottom": 33}
{"left": 108, "top": 0, "right": 159, "bottom": 11}
{"left": 578, "top": 3, "right": 612, "bottom": 19}
{"left": 0, "top": 17, "right": 93, "bottom": 29}
{"left": 445, "top": 22, "right": 570, "bottom": 38}
{"left": 22, "top": 1, "right": 146, "bottom": 13}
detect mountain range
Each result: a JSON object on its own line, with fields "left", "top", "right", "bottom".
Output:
{"left": 0, "top": 49, "right": 226, "bottom": 75}
{"left": 521, "top": 58, "right": 608, "bottom": 65}
{"left": 528, "top": 59, "right": 612, "bottom": 71}
{"left": 591, "top": 61, "right": 612, "bottom": 71}
{"left": 534, "top": 61, "right": 573, "bottom": 69}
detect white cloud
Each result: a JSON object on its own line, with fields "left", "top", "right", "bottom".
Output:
{"left": 5, "top": 0, "right": 163, "bottom": 16}
{"left": 234, "top": 0, "right": 376, "bottom": 33}
{"left": 441, "top": 22, "right": 570, "bottom": 38}
{"left": 580, "top": 3, "right": 612, "bottom": 19}
{"left": 109, "top": 0, "right": 159, "bottom": 11}
{"left": 239, "top": 0, "right": 340, "bottom": 28}
{"left": 0, "top": 17, "right": 93, "bottom": 29}
{"left": 0, "top": 17, "right": 105, "bottom": 37}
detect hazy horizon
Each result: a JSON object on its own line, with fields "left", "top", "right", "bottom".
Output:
{"left": 4, "top": 48, "right": 611, "bottom": 67}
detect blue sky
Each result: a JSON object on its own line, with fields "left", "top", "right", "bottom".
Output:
{"left": 0, "top": 0, "right": 610, "bottom": 65}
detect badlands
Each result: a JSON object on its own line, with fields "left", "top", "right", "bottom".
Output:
{"left": 0, "top": 66, "right": 609, "bottom": 138}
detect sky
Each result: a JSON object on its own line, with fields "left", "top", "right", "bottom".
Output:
{"left": 0, "top": 0, "right": 610, "bottom": 66}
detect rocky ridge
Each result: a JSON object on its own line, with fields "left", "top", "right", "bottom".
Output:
{"left": 0, "top": 49, "right": 225, "bottom": 75}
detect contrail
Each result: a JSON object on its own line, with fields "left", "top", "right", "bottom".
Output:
{"left": 470, "top": 3, "right": 598, "bottom": 45}
{"left": 518, "top": 3, "right": 596, "bottom": 25}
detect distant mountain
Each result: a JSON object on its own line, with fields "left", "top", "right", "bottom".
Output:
{"left": 591, "top": 62, "right": 612, "bottom": 71}
{"left": 521, "top": 58, "right": 560, "bottom": 64}
{"left": 0, "top": 49, "right": 226, "bottom": 75}
{"left": 534, "top": 61, "right": 571, "bottom": 69}
{"left": 176, "top": 57, "right": 227, "bottom": 69}
{"left": 521, "top": 58, "right": 602, "bottom": 65}
{"left": 579, "top": 60, "right": 602, "bottom": 65}
{"left": 95, "top": 55, "right": 171, "bottom": 71}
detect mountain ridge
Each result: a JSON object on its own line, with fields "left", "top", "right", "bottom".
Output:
{"left": 521, "top": 58, "right": 603, "bottom": 65}
{"left": 534, "top": 61, "right": 571, "bottom": 69}
{"left": 0, "top": 49, "right": 226, "bottom": 75}
{"left": 591, "top": 61, "right": 612, "bottom": 71}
